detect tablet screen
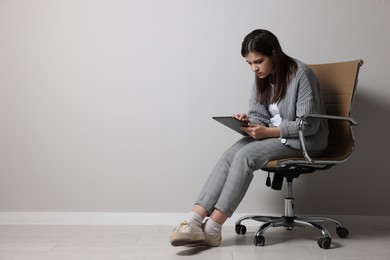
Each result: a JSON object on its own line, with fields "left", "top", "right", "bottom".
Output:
{"left": 213, "top": 116, "right": 249, "bottom": 136}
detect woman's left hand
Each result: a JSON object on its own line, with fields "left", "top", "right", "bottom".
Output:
{"left": 240, "top": 123, "right": 281, "bottom": 140}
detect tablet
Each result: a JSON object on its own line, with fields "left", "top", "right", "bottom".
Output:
{"left": 213, "top": 116, "right": 249, "bottom": 136}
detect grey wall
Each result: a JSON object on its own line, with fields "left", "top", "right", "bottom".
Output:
{"left": 0, "top": 0, "right": 389, "bottom": 216}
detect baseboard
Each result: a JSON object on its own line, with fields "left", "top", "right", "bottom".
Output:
{"left": 0, "top": 212, "right": 389, "bottom": 226}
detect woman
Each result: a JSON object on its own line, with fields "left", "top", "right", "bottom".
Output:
{"left": 170, "top": 29, "right": 328, "bottom": 247}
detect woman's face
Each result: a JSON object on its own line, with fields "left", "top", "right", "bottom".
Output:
{"left": 245, "top": 51, "right": 274, "bottom": 79}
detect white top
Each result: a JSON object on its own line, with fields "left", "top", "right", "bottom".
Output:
{"left": 268, "top": 83, "right": 282, "bottom": 127}
{"left": 268, "top": 103, "right": 282, "bottom": 127}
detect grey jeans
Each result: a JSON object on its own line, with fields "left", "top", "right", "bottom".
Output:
{"left": 195, "top": 136, "right": 322, "bottom": 217}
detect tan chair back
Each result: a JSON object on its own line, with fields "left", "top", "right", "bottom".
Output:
{"left": 309, "top": 60, "right": 362, "bottom": 160}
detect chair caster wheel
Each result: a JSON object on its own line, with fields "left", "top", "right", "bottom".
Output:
{"left": 317, "top": 237, "right": 331, "bottom": 249}
{"left": 235, "top": 224, "right": 247, "bottom": 235}
{"left": 254, "top": 235, "right": 265, "bottom": 246}
{"left": 336, "top": 227, "right": 349, "bottom": 238}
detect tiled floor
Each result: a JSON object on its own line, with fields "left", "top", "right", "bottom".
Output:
{"left": 0, "top": 221, "right": 390, "bottom": 260}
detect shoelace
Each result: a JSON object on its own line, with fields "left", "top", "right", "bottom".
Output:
{"left": 176, "top": 221, "right": 190, "bottom": 232}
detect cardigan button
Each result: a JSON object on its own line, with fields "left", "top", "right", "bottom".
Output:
{"left": 281, "top": 138, "right": 287, "bottom": 144}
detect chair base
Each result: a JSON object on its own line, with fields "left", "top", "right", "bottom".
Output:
{"left": 235, "top": 180, "right": 349, "bottom": 249}
{"left": 235, "top": 214, "right": 349, "bottom": 249}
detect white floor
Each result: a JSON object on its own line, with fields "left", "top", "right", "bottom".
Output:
{"left": 1, "top": 220, "right": 390, "bottom": 260}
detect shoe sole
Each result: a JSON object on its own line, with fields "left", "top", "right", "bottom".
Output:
{"left": 171, "top": 238, "right": 205, "bottom": 247}
{"left": 185, "top": 237, "right": 221, "bottom": 247}
{"left": 170, "top": 233, "right": 205, "bottom": 247}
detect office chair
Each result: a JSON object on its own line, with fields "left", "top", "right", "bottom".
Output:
{"left": 235, "top": 60, "right": 364, "bottom": 249}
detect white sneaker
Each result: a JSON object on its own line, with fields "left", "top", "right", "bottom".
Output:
{"left": 170, "top": 221, "right": 205, "bottom": 247}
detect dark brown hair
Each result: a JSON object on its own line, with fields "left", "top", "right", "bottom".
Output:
{"left": 241, "top": 29, "right": 297, "bottom": 104}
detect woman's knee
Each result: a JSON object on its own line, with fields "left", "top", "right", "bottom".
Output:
{"left": 231, "top": 149, "right": 258, "bottom": 172}
{"left": 219, "top": 138, "right": 252, "bottom": 164}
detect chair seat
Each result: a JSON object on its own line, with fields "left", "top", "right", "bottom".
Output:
{"left": 263, "top": 147, "right": 354, "bottom": 170}
{"left": 263, "top": 157, "right": 340, "bottom": 169}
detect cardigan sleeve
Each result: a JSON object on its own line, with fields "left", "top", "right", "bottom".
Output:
{"left": 247, "top": 82, "right": 271, "bottom": 126}
{"left": 278, "top": 67, "right": 323, "bottom": 138}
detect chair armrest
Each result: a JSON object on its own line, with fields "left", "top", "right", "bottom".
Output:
{"left": 298, "top": 114, "right": 359, "bottom": 163}
{"left": 301, "top": 114, "right": 359, "bottom": 126}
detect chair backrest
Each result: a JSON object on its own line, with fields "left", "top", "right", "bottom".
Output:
{"left": 309, "top": 60, "right": 363, "bottom": 160}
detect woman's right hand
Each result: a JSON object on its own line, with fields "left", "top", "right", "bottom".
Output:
{"left": 233, "top": 113, "right": 249, "bottom": 122}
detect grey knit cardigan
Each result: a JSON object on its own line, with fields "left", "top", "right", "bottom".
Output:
{"left": 247, "top": 59, "right": 329, "bottom": 151}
